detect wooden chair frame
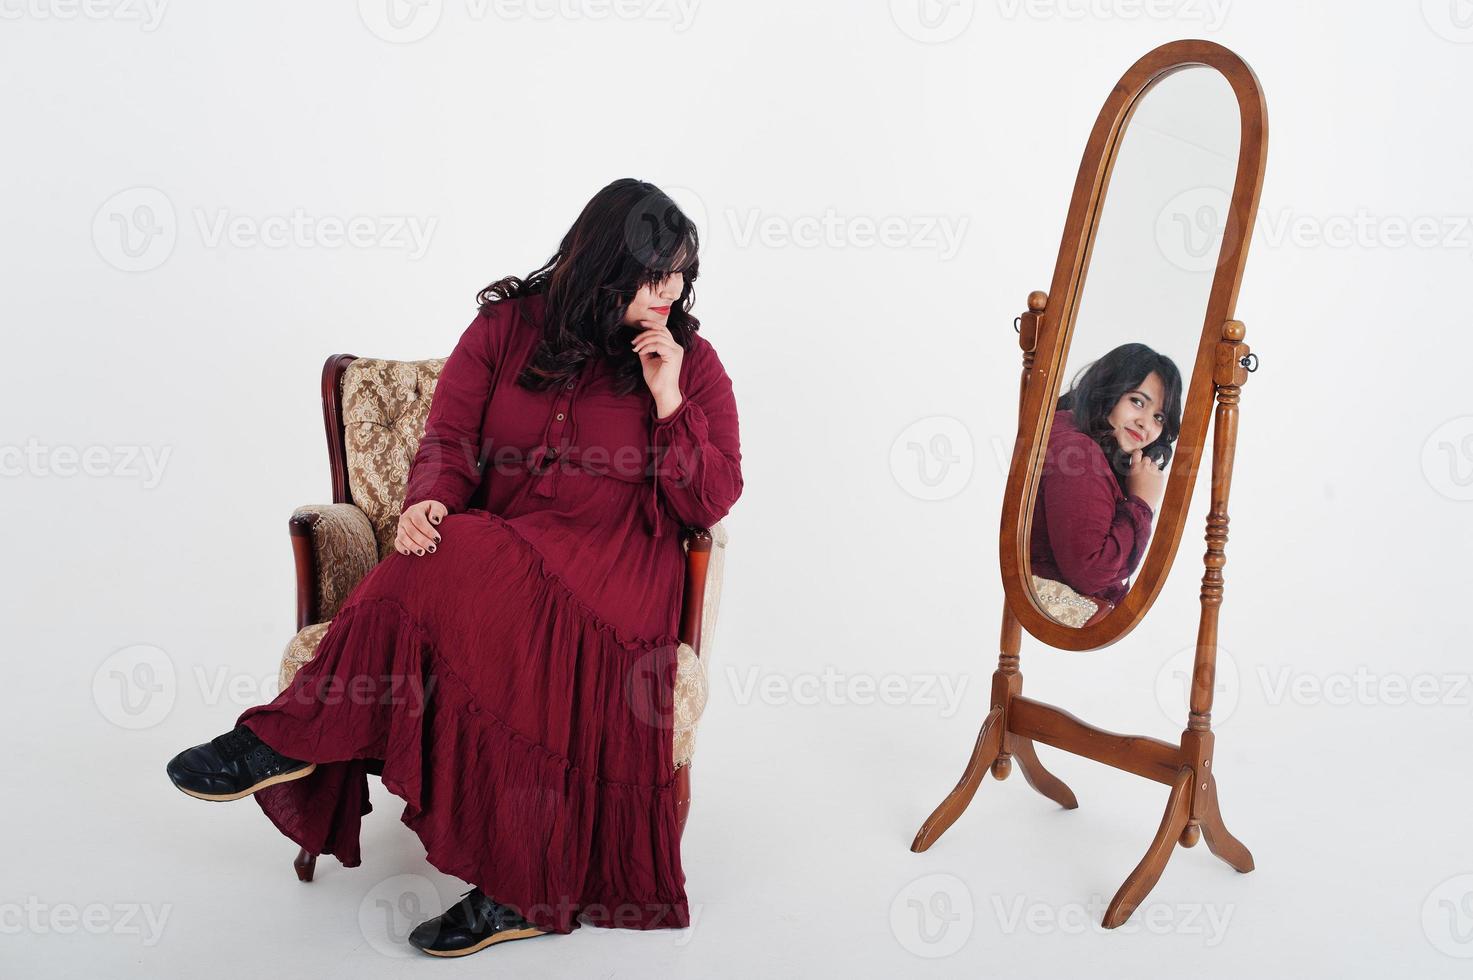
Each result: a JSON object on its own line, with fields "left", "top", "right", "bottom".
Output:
{"left": 287, "top": 353, "right": 716, "bottom": 883}
{"left": 910, "top": 39, "right": 1266, "bottom": 928}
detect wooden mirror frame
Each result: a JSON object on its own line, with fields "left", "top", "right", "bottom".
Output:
{"left": 910, "top": 39, "right": 1267, "bottom": 930}
{"left": 1001, "top": 38, "right": 1267, "bottom": 651}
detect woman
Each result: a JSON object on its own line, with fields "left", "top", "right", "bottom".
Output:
{"left": 165, "top": 178, "right": 743, "bottom": 956}
{"left": 1029, "top": 342, "right": 1182, "bottom": 613}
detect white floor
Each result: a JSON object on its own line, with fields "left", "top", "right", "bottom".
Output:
{"left": 10, "top": 585, "right": 1473, "bottom": 978}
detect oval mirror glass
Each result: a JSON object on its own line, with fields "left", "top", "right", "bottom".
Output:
{"left": 1027, "top": 66, "right": 1240, "bottom": 628}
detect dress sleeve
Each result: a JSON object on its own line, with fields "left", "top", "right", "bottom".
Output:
{"left": 401, "top": 311, "right": 496, "bottom": 516}
{"left": 1038, "top": 442, "right": 1154, "bottom": 598}
{"left": 642, "top": 337, "right": 743, "bottom": 537}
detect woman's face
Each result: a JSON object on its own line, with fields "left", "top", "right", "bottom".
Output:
{"left": 1107, "top": 371, "right": 1166, "bottom": 449}
{"left": 620, "top": 271, "right": 684, "bottom": 330}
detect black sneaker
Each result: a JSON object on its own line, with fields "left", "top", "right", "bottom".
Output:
{"left": 407, "top": 887, "right": 547, "bottom": 957}
{"left": 166, "top": 724, "right": 316, "bottom": 802}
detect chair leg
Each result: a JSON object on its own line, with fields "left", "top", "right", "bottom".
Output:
{"left": 294, "top": 847, "right": 316, "bottom": 882}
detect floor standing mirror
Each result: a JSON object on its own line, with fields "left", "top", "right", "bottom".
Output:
{"left": 910, "top": 39, "right": 1268, "bottom": 928}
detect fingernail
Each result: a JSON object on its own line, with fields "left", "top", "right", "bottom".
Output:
{"left": 416, "top": 548, "right": 424, "bottom": 555}
{"left": 428, "top": 545, "right": 436, "bottom": 553}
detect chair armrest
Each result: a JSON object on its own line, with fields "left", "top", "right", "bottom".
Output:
{"left": 673, "top": 521, "right": 727, "bottom": 770}
{"left": 288, "top": 503, "right": 378, "bottom": 629}
{"left": 678, "top": 521, "right": 728, "bottom": 658}
{"left": 679, "top": 528, "right": 713, "bottom": 654}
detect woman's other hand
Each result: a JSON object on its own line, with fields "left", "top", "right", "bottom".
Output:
{"left": 1125, "top": 450, "right": 1168, "bottom": 513}
{"left": 395, "top": 499, "right": 446, "bottom": 556}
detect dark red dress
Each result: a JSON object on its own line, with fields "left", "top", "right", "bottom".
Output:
{"left": 235, "top": 292, "right": 742, "bottom": 934}
{"left": 1028, "top": 408, "right": 1153, "bottom": 605}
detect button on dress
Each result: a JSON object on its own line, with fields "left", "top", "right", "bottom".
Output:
{"left": 235, "top": 291, "right": 743, "bottom": 934}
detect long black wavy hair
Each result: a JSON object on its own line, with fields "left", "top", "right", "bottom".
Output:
{"left": 478, "top": 178, "right": 701, "bottom": 398}
{"left": 1056, "top": 342, "right": 1184, "bottom": 494}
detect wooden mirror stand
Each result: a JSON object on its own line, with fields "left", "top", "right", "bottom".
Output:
{"left": 909, "top": 40, "right": 1267, "bottom": 929}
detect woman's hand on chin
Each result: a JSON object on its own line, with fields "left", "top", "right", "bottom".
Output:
{"left": 1125, "top": 450, "right": 1168, "bottom": 513}
{"left": 631, "top": 322, "right": 685, "bottom": 415}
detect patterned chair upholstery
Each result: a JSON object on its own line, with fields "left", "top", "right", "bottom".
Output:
{"left": 280, "top": 356, "right": 727, "bottom": 769}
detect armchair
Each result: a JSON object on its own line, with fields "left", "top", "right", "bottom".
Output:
{"left": 281, "top": 353, "right": 728, "bottom": 882}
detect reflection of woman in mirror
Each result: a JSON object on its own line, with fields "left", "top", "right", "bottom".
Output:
{"left": 1030, "top": 343, "right": 1183, "bottom": 613}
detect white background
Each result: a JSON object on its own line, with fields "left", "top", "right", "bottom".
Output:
{"left": 4, "top": 1, "right": 1471, "bottom": 976}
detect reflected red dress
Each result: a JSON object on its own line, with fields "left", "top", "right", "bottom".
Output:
{"left": 1028, "top": 408, "right": 1153, "bottom": 605}
{"left": 235, "top": 292, "right": 742, "bottom": 934}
